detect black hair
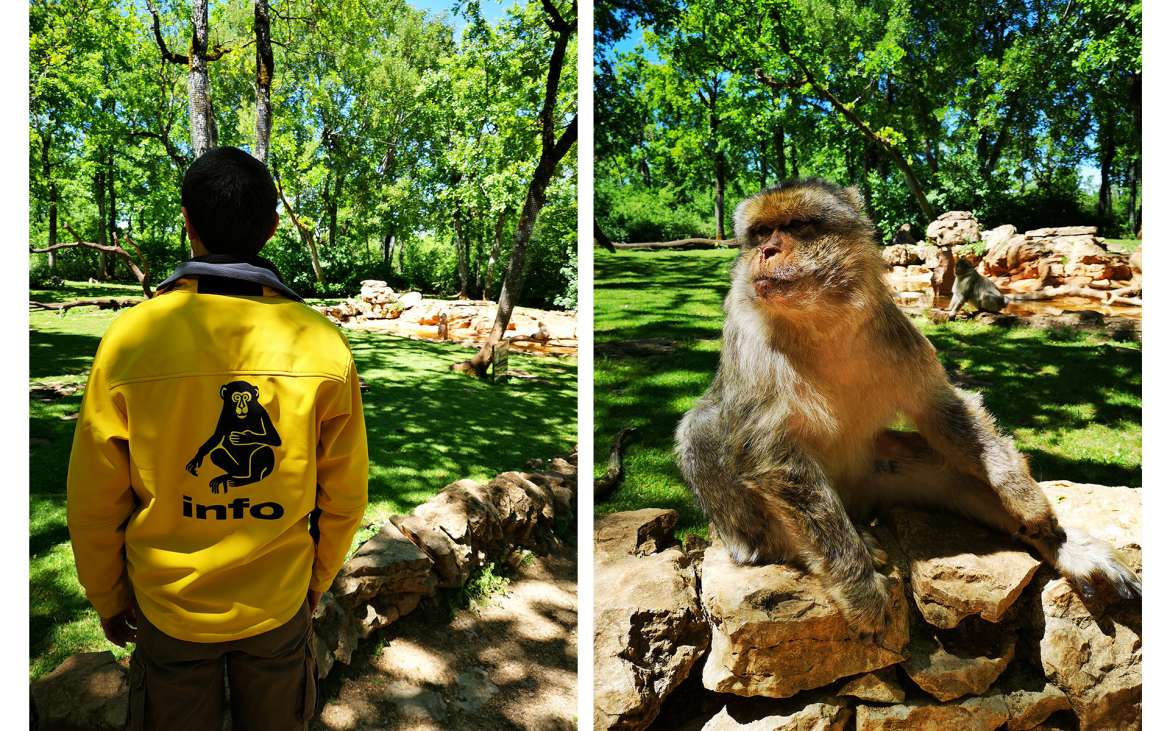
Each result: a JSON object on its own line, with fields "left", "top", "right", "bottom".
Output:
{"left": 181, "top": 147, "right": 278, "bottom": 257}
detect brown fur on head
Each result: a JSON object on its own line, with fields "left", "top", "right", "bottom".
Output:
{"left": 731, "top": 179, "right": 887, "bottom": 322}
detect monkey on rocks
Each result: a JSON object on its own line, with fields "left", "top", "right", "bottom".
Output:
{"left": 675, "top": 179, "right": 1140, "bottom": 636}
{"left": 948, "top": 257, "right": 1007, "bottom": 317}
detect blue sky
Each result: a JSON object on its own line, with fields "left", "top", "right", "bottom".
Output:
{"left": 408, "top": 0, "right": 512, "bottom": 34}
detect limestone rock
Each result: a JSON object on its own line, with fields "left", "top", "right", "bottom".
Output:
{"left": 1030, "top": 482, "right": 1141, "bottom": 730}
{"left": 1041, "top": 481, "right": 1141, "bottom": 572}
{"left": 837, "top": 668, "right": 905, "bottom": 704}
{"left": 391, "top": 512, "right": 466, "bottom": 588}
{"left": 31, "top": 652, "right": 129, "bottom": 731}
{"left": 331, "top": 521, "right": 435, "bottom": 608}
{"left": 595, "top": 508, "right": 679, "bottom": 557}
{"left": 700, "top": 542, "right": 909, "bottom": 699}
{"left": 901, "top": 621, "right": 1015, "bottom": 702}
{"left": 882, "top": 508, "right": 1041, "bottom": 629}
{"left": 855, "top": 695, "right": 1010, "bottom": 731}
{"left": 1034, "top": 576, "right": 1140, "bottom": 730}
{"left": 701, "top": 700, "right": 852, "bottom": 731}
{"left": 881, "top": 244, "right": 922, "bottom": 267}
{"left": 926, "top": 211, "right": 981, "bottom": 248}
{"left": 311, "top": 590, "right": 360, "bottom": 678}
{"left": 1024, "top": 226, "right": 1098, "bottom": 238}
{"left": 399, "top": 291, "right": 423, "bottom": 309}
{"left": 594, "top": 547, "right": 709, "bottom": 730}
{"left": 995, "top": 664, "right": 1072, "bottom": 730}
{"left": 981, "top": 224, "right": 1017, "bottom": 250}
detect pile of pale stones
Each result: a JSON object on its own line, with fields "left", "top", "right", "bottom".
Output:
{"left": 594, "top": 481, "right": 1141, "bottom": 731}
{"left": 882, "top": 212, "right": 1140, "bottom": 308}
{"left": 315, "top": 279, "right": 578, "bottom": 355}
{"left": 31, "top": 453, "right": 577, "bottom": 731}
{"left": 318, "top": 279, "right": 425, "bottom": 322}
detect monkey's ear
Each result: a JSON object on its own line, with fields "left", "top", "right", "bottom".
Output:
{"left": 840, "top": 186, "right": 866, "bottom": 214}
{"left": 220, "top": 385, "right": 228, "bottom": 398}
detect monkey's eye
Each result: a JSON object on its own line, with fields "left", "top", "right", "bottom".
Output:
{"left": 751, "top": 225, "right": 773, "bottom": 239}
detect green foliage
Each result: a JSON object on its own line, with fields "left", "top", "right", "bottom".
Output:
{"left": 447, "top": 562, "right": 511, "bottom": 617}
{"left": 593, "top": 249, "right": 1141, "bottom": 537}
{"left": 30, "top": 0, "right": 577, "bottom": 309}
{"left": 596, "top": 0, "right": 1142, "bottom": 242}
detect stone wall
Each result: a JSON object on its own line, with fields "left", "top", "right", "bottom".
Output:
{"left": 31, "top": 452, "right": 577, "bottom": 730}
{"left": 594, "top": 482, "right": 1141, "bottom": 731}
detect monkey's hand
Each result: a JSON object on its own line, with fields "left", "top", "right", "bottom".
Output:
{"left": 833, "top": 570, "right": 894, "bottom": 641}
{"left": 228, "top": 431, "right": 250, "bottom": 445}
{"left": 1054, "top": 526, "right": 1141, "bottom": 602}
{"left": 185, "top": 455, "right": 202, "bottom": 475}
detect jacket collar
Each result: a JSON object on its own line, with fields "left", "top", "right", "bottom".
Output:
{"left": 156, "top": 255, "right": 303, "bottom": 302}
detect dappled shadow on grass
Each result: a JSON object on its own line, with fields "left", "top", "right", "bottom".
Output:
{"left": 593, "top": 251, "right": 1142, "bottom": 535}
{"left": 29, "top": 329, "right": 102, "bottom": 380}
{"left": 30, "top": 280, "right": 143, "bottom": 304}
{"left": 348, "top": 332, "right": 577, "bottom": 516}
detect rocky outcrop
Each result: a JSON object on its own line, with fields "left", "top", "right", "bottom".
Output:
{"left": 32, "top": 451, "right": 578, "bottom": 729}
{"left": 926, "top": 211, "right": 981, "bottom": 248}
{"left": 855, "top": 695, "right": 1010, "bottom": 731}
{"left": 594, "top": 509, "right": 710, "bottom": 731}
{"left": 881, "top": 509, "right": 1041, "bottom": 629}
{"left": 604, "top": 481, "right": 1141, "bottom": 731}
{"left": 701, "top": 699, "right": 852, "bottom": 730}
{"left": 700, "top": 539, "right": 910, "bottom": 699}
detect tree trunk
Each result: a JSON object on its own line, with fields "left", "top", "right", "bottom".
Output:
{"left": 774, "top": 118, "right": 787, "bottom": 182}
{"left": 94, "top": 169, "right": 110, "bottom": 279}
{"left": 40, "top": 132, "right": 57, "bottom": 270}
{"left": 383, "top": 232, "right": 396, "bottom": 266}
{"left": 455, "top": 0, "right": 576, "bottom": 378}
{"left": 483, "top": 208, "right": 507, "bottom": 299}
{"left": 714, "top": 153, "right": 726, "bottom": 239}
{"left": 107, "top": 152, "right": 117, "bottom": 275}
{"left": 188, "top": 0, "right": 217, "bottom": 157}
{"left": 327, "top": 173, "right": 340, "bottom": 251}
{"left": 1127, "top": 159, "right": 1138, "bottom": 235}
{"left": 275, "top": 176, "right": 325, "bottom": 287}
{"left": 253, "top": 0, "right": 273, "bottom": 163}
{"left": 1097, "top": 119, "right": 1116, "bottom": 221}
{"left": 594, "top": 218, "right": 616, "bottom": 252}
{"left": 453, "top": 207, "right": 469, "bottom": 298}
{"left": 758, "top": 139, "right": 767, "bottom": 190}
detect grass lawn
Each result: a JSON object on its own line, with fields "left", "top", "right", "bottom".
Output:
{"left": 593, "top": 248, "right": 1141, "bottom": 540}
{"left": 30, "top": 282, "right": 577, "bottom": 678}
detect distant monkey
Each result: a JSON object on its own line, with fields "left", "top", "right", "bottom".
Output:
{"left": 675, "top": 179, "right": 1140, "bottom": 636}
{"left": 187, "top": 381, "right": 281, "bottom": 494}
{"left": 948, "top": 257, "right": 1007, "bottom": 316}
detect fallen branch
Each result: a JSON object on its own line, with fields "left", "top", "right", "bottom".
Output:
{"left": 30, "top": 298, "right": 141, "bottom": 313}
{"left": 594, "top": 427, "right": 637, "bottom": 502}
{"left": 30, "top": 220, "right": 153, "bottom": 298}
{"left": 611, "top": 238, "right": 740, "bottom": 251}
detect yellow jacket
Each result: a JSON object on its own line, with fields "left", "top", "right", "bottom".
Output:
{"left": 67, "top": 271, "right": 368, "bottom": 643}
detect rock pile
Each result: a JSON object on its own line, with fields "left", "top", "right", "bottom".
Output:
{"left": 884, "top": 213, "right": 1141, "bottom": 312}
{"left": 315, "top": 279, "right": 578, "bottom": 356}
{"left": 31, "top": 452, "right": 578, "bottom": 730}
{"left": 594, "top": 482, "right": 1141, "bottom": 731}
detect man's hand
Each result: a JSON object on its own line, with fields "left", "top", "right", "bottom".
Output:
{"left": 308, "top": 589, "right": 322, "bottom": 615}
{"left": 101, "top": 606, "right": 138, "bottom": 648}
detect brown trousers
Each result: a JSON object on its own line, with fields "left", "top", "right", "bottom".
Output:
{"left": 126, "top": 600, "right": 317, "bottom": 730}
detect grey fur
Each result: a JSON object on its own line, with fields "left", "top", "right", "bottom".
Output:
{"left": 948, "top": 258, "right": 1007, "bottom": 316}
{"left": 676, "top": 180, "right": 1141, "bottom": 636}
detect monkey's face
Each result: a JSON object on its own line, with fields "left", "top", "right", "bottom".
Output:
{"left": 732, "top": 183, "right": 877, "bottom": 313}
{"left": 231, "top": 390, "right": 253, "bottom": 418}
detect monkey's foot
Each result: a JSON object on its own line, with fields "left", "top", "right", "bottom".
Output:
{"left": 858, "top": 528, "right": 889, "bottom": 569}
{"left": 1055, "top": 527, "right": 1141, "bottom": 602}
{"left": 209, "top": 476, "right": 230, "bottom": 495}
{"left": 833, "top": 570, "right": 894, "bottom": 641}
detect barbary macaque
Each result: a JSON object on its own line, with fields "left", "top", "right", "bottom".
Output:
{"left": 948, "top": 257, "right": 1007, "bottom": 316}
{"left": 675, "top": 179, "right": 1140, "bottom": 636}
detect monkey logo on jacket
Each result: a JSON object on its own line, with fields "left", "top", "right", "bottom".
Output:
{"left": 186, "top": 381, "right": 282, "bottom": 494}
